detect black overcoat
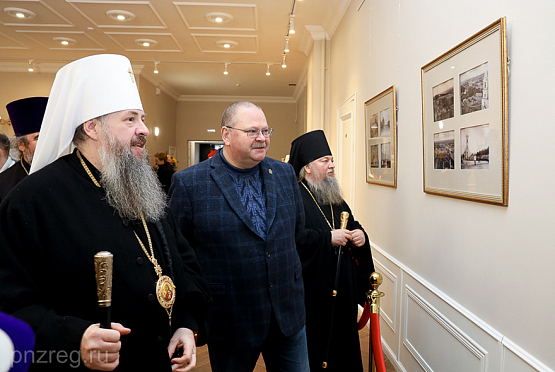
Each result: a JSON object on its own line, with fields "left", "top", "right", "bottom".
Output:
{"left": 296, "top": 183, "right": 374, "bottom": 372}
{"left": 0, "top": 151, "right": 210, "bottom": 372}
{"left": 0, "top": 159, "right": 29, "bottom": 202}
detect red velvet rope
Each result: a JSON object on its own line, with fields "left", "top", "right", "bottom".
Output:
{"left": 357, "top": 302, "right": 370, "bottom": 330}
{"left": 370, "top": 313, "right": 386, "bottom": 372}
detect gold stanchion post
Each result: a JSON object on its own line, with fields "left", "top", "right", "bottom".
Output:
{"left": 368, "top": 272, "right": 385, "bottom": 372}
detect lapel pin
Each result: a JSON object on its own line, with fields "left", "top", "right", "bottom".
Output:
{"left": 269, "top": 169, "right": 273, "bottom": 174}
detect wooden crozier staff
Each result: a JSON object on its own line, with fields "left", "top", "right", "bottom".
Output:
{"left": 94, "top": 251, "right": 113, "bottom": 329}
{"left": 322, "top": 211, "right": 349, "bottom": 369}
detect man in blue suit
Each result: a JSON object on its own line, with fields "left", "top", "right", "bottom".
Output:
{"left": 169, "top": 101, "right": 308, "bottom": 372}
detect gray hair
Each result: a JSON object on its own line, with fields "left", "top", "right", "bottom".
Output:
{"left": 72, "top": 115, "right": 106, "bottom": 147}
{"left": 298, "top": 166, "right": 307, "bottom": 182}
{"left": 221, "top": 100, "right": 262, "bottom": 128}
{"left": 14, "top": 135, "right": 29, "bottom": 159}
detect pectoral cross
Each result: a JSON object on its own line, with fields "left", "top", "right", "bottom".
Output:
{"left": 128, "top": 67, "right": 135, "bottom": 83}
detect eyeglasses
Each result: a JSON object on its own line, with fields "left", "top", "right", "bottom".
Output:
{"left": 225, "top": 126, "right": 274, "bottom": 138}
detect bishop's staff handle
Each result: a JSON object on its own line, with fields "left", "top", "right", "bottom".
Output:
{"left": 94, "top": 251, "right": 113, "bottom": 329}
{"left": 339, "top": 211, "right": 349, "bottom": 230}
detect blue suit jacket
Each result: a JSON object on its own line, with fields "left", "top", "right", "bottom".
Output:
{"left": 169, "top": 151, "right": 306, "bottom": 348}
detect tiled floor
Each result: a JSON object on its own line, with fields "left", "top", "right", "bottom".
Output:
{"left": 195, "top": 327, "right": 397, "bottom": 372}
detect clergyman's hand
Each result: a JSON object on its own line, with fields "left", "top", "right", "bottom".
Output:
{"left": 349, "top": 229, "right": 366, "bottom": 247}
{"left": 331, "top": 229, "right": 351, "bottom": 246}
{"left": 80, "top": 323, "right": 131, "bottom": 371}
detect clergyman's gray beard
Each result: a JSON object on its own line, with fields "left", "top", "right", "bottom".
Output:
{"left": 24, "top": 147, "right": 33, "bottom": 164}
{"left": 98, "top": 130, "right": 167, "bottom": 222}
{"left": 306, "top": 175, "right": 344, "bottom": 206}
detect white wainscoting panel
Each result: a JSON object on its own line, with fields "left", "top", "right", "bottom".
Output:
{"left": 370, "top": 243, "right": 553, "bottom": 372}
{"left": 404, "top": 285, "right": 487, "bottom": 372}
{"left": 374, "top": 259, "right": 397, "bottom": 333}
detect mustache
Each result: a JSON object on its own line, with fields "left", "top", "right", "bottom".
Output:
{"left": 131, "top": 135, "right": 147, "bottom": 147}
{"left": 251, "top": 142, "right": 267, "bottom": 149}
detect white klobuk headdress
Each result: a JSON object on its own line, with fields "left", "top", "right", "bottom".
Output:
{"left": 30, "top": 54, "right": 143, "bottom": 174}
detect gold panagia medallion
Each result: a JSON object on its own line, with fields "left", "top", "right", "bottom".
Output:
{"left": 156, "top": 275, "right": 176, "bottom": 309}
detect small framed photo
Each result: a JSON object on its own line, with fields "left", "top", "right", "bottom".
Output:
{"left": 421, "top": 17, "right": 508, "bottom": 205}
{"left": 365, "top": 85, "right": 397, "bottom": 187}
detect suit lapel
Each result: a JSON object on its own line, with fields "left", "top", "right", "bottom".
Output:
{"left": 210, "top": 153, "right": 263, "bottom": 239}
{"left": 260, "top": 159, "right": 277, "bottom": 231}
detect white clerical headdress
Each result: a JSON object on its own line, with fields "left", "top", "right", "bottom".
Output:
{"left": 30, "top": 54, "right": 143, "bottom": 174}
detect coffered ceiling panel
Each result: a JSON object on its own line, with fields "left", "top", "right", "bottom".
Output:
{"left": 0, "top": 32, "right": 28, "bottom": 49}
{"left": 191, "top": 34, "right": 257, "bottom": 54}
{"left": 67, "top": 1, "right": 167, "bottom": 29}
{"left": 105, "top": 32, "right": 182, "bottom": 52}
{"left": 17, "top": 30, "right": 105, "bottom": 50}
{"left": 0, "top": 0, "right": 350, "bottom": 98}
{"left": 0, "top": 0, "right": 73, "bottom": 27}
{"left": 175, "top": 2, "right": 257, "bottom": 31}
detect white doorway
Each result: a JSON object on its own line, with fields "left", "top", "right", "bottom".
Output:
{"left": 336, "top": 94, "right": 356, "bottom": 212}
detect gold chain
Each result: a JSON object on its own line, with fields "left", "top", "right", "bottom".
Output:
{"left": 76, "top": 149, "right": 174, "bottom": 325}
{"left": 134, "top": 212, "right": 173, "bottom": 325}
{"left": 76, "top": 150, "right": 101, "bottom": 187}
{"left": 301, "top": 181, "right": 334, "bottom": 230}
{"left": 20, "top": 160, "right": 29, "bottom": 175}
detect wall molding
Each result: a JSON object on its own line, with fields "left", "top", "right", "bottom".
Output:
{"left": 372, "top": 242, "right": 554, "bottom": 372}
{"left": 374, "top": 258, "right": 397, "bottom": 333}
{"left": 404, "top": 285, "right": 488, "bottom": 371}
{"left": 177, "top": 95, "right": 295, "bottom": 103}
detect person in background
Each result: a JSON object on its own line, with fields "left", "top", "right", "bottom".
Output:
{"left": 155, "top": 151, "right": 175, "bottom": 194}
{"left": 288, "top": 130, "right": 374, "bottom": 372}
{"left": 0, "top": 54, "right": 210, "bottom": 372}
{"left": 169, "top": 100, "right": 309, "bottom": 372}
{"left": 0, "top": 97, "right": 47, "bottom": 201}
{"left": 0, "top": 132, "right": 15, "bottom": 173}
{"left": 167, "top": 154, "right": 177, "bottom": 169}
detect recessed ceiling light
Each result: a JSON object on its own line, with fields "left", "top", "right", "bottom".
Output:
{"left": 53, "top": 37, "right": 77, "bottom": 46}
{"left": 135, "top": 39, "right": 158, "bottom": 47}
{"left": 216, "top": 40, "right": 238, "bottom": 49}
{"left": 205, "top": 12, "right": 233, "bottom": 24}
{"left": 106, "top": 10, "right": 135, "bottom": 22}
{"left": 4, "top": 7, "right": 36, "bottom": 20}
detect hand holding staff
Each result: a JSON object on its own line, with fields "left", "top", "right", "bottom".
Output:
{"left": 94, "top": 251, "right": 113, "bottom": 329}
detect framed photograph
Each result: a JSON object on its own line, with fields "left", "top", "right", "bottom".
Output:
{"left": 421, "top": 17, "right": 508, "bottom": 205}
{"left": 365, "top": 85, "right": 397, "bottom": 187}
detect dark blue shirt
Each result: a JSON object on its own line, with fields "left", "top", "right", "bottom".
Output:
{"left": 219, "top": 150, "right": 267, "bottom": 240}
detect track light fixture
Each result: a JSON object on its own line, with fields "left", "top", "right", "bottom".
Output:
{"left": 284, "top": 38, "right": 290, "bottom": 53}
{"left": 224, "top": 63, "right": 229, "bottom": 75}
{"left": 154, "top": 61, "right": 159, "bottom": 74}
{"left": 281, "top": 54, "right": 287, "bottom": 68}
{"left": 28, "top": 59, "right": 34, "bottom": 72}
{"left": 266, "top": 64, "right": 271, "bottom": 76}
{"left": 289, "top": 16, "right": 295, "bottom": 34}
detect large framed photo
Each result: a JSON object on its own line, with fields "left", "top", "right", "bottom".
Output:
{"left": 421, "top": 17, "right": 508, "bottom": 205}
{"left": 365, "top": 85, "right": 397, "bottom": 187}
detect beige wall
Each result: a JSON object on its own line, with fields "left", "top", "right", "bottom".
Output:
{"left": 324, "top": 0, "right": 555, "bottom": 371}
{"left": 296, "top": 87, "right": 308, "bottom": 135}
{"left": 0, "top": 72, "right": 177, "bottom": 168}
{"left": 176, "top": 100, "right": 299, "bottom": 168}
{"left": 138, "top": 77, "right": 177, "bottom": 168}
{"left": 0, "top": 72, "right": 55, "bottom": 136}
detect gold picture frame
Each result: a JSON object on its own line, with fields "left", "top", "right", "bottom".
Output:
{"left": 365, "top": 85, "right": 397, "bottom": 187}
{"left": 421, "top": 17, "right": 508, "bottom": 206}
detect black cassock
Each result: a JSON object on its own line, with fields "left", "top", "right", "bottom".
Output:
{"left": 296, "top": 183, "right": 374, "bottom": 372}
{"left": 0, "top": 151, "right": 210, "bottom": 372}
{"left": 0, "top": 159, "right": 29, "bottom": 202}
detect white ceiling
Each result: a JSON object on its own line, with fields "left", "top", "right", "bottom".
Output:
{"left": 0, "top": 0, "right": 350, "bottom": 100}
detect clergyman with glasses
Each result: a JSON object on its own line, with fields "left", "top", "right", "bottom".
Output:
{"left": 169, "top": 100, "right": 309, "bottom": 372}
